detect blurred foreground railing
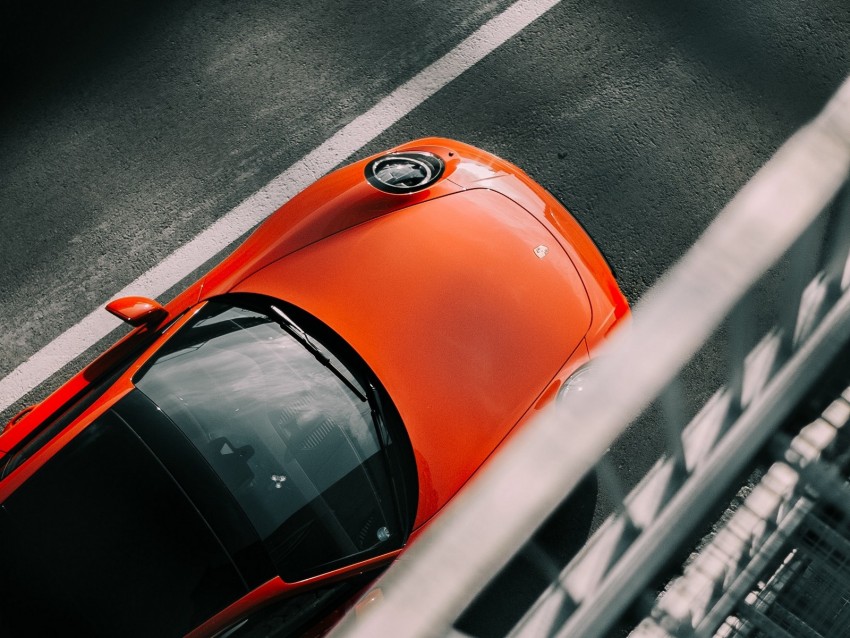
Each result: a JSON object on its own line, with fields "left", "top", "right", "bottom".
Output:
{"left": 330, "top": 74, "right": 850, "bottom": 638}
{"left": 630, "top": 387, "right": 850, "bottom": 638}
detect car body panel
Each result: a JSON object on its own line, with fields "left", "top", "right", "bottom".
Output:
{"left": 233, "top": 188, "right": 592, "bottom": 525}
{"left": 186, "top": 551, "right": 401, "bottom": 638}
{"left": 172, "top": 143, "right": 466, "bottom": 306}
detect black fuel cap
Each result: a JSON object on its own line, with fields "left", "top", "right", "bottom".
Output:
{"left": 365, "top": 151, "right": 445, "bottom": 194}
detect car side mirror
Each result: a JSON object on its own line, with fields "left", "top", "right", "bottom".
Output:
{"left": 105, "top": 296, "right": 168, "bottom": 327}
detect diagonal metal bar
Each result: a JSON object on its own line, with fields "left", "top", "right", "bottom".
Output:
{"left": 820, "top": 184, "right": 850, "bottom": 299}
{"left": 726, "top": 295, "right": 758, "bottom": 417}
{"left": 660, "top": 377, "right": 688, "bottom": 473}
{"left": 781, "top": 214, "right": 831, "bottom": 354}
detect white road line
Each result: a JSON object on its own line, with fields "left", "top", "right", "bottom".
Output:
{"left": 0, "top": 0, "right": 563, "bottom": 414}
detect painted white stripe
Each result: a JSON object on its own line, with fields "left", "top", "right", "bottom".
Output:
{"left": 0, "top": 0, "right": 563, "bottom": 414}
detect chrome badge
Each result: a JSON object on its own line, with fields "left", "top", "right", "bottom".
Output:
{"left": 534, "top": 245, "right": 549, "bottom": 259}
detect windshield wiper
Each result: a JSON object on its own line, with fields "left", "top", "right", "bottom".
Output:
{"left": 269, "top": 305, "right": 366, "bottom": 402}
{"left": 366, "top": 381, "right": 410, "bottom": 533}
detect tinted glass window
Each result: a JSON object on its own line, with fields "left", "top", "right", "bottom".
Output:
{"left": 1, "top": 334, "right": 149, "bottom": 479}
{"left": 0, "top": 410, "right": 246, "bottom": 637}
{"left": 114, "top": 389, "right": 275, "bottom": 590}
{"left": 134, "top": 300, "right": 406, "bottom": 580}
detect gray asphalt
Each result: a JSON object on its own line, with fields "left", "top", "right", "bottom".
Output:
{"left": 1, "top": 0, "right": 849, "bottom": 633}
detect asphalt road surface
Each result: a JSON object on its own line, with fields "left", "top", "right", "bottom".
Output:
{"left": 1, "top": 0, "right": 849, "bottom": 634}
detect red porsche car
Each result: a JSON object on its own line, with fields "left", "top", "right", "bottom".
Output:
{"left": 0, "top": 139, "right": 627, "bottom": 637}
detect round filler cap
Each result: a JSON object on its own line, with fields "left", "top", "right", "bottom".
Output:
{"left": 365, "top": 151, "right": 445, "bottom": 194}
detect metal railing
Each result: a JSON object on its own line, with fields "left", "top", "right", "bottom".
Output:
{"left": 330, "top": 73, "right": 850, "bottom": 638}
{"left": 631, "top": 387, "right": 850, "bottom": 638}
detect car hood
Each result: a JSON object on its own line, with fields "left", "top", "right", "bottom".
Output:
{"left": 233, "top": 188, "right": 592, "bottom": 526}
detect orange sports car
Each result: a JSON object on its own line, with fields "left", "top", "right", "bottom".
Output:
{"left": 0, "top": 139, "right": 628, "bottom": 637}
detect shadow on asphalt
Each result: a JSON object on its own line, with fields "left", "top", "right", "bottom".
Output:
{"left": 1, "top": 0, "right": 169, "bottom": 113}
{"left": 455, "top": 473, "right": 598, "bottom": 638}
